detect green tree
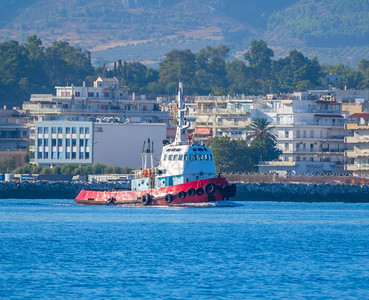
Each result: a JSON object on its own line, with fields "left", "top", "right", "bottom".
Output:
{"left": 158, "top": 49, "right": 196, "bottom": 93}
{"left": 244, "top": 40, "right": 274, "bottom": 81}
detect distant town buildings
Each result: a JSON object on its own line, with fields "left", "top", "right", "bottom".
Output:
{"left": 2, "top": 77, "right": 369, "bottom": 176}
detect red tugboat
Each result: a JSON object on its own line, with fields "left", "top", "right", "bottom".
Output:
{"left": 75, "top": 83, "right": 236, "bottom": 206}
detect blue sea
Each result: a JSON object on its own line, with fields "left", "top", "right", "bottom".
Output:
{"left": 1, "top": 199, "right": 369, "bottom": 299}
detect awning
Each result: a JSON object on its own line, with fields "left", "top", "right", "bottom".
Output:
{"left": 195, "top": 127, "right": 213, "bottom": 136}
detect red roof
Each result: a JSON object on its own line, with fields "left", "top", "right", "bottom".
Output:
{"left": 195, "top": 127, "right": 213, "bottom": 136}
{"left": 349, "top": 113, "right": 369, "bottom": 118}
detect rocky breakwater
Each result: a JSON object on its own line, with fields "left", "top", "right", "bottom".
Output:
{"left": 0, "top": 181, "right": 129, "bottom": 199}
{"left": 235, "top": 182, "right": 369, "bottom": 203}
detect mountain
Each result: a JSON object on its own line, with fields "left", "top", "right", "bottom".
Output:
{"left": 1, "top": 0, "right": 369, "bottom": 67}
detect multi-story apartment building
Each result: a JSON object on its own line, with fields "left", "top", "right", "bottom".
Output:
{"left": 193, "top": 95, "right": 255, "bottom": 140}
{"left": 23, "top": 77, "right": 171, "bottom": 124}
{"left": 255, "top": 91, "right": 345, "bottom": 174}
{"left": 22, "top": 77, "right": 171, "bottom": 167}
{"left": 344, "top": 113, "right": 369, "bottom": 177}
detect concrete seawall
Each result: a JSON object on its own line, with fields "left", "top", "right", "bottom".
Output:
{"left": 234, "top": 182, "right": 369, "bottom": 203}
{"left": 0, "top": 181, "right": 128, "bottom": 199}
{"left": 1, "top": 181, "right": 369, "bottom": 202}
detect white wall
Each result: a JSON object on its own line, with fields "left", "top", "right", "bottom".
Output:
{"left": 93, "top": 123, "right": 166, "bottom": 168}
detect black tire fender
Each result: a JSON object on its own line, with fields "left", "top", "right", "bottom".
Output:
{"left": 164, "top": 194, "right": 173, "bottom": 203}
{"left": 141, "top": 193, "right": 151, "bottom": 206}
{"left": 187, "top": 188, "right": 196, "bottom": 197}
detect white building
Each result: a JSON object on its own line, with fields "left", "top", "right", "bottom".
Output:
{"left": 254, "top": 91, "right": 345, "bottom": 174}
{"left": 193, "top": 95, "right": 255, "bottom": 140}
{"left": 35, "top": 121, "right": 166, "bottom": 168}
{"left": 345, "top": 113, "right": 369, "bottom": 177}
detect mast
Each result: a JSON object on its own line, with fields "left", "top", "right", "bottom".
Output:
{"left": 174, "top": 82, "right": 189, "bottom": 145}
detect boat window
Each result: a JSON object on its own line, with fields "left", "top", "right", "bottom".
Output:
{"left": 176, "top": 149, "right": 180, "bottom": 151}
{"left": 209, "top": 154, "right": 213, "bottom": 160}
{"left": 204, "top": 148, "right": 208, "bottom": 151}
{"left": 166, "top": 149, "right": 170, "bottom": 152}
{"left": 195, "top": 154, "right": 199, "bottom": 160}
{"left": 193, "top": 148, "right": 197, "bottom": 151}
{"left": 164, "top": 155, "right": 167, "bottom": 161}
{"left": 200, "top": 154, "right": 204, "bottom": 160}
{"left": 178, "top": 155, "right": 183, "bottom": 160}
{"left": 204, "top": 154, "right": 208, "bottom": 160}
{"left": 184, "top": 155, "right": 188, "bottom": 161}
{"left": 189, "top": 154, "right": 194, "bottom": 160}
{"left": 169, "top": 155, "right": 173, "bottom": 161}
{"left": 173, "top": 154, "right": 178, "bottom": 160}
{"left": 198, "top": 148, "right": 203, "bottom": 152}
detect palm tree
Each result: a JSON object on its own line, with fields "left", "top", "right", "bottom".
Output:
{"left": 246, "top": 118, "right": 277, "bottom": 143}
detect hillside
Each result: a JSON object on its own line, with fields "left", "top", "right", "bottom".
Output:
{"left": 1, "top": 0, "right": 369, "bottom": 66}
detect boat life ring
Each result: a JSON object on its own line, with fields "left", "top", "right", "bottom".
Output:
{"left": 195, "top": 187, "right": 204, "bottom": 196}
{"left": 165, "top": 194, "right": 173, "bottom": 203}
{"left": 204, "top": 182, "right": 216, "bottom": 195}
{"left": 230, "top": 184, "right": 237, "bottom": 198}
{"left": 141, "top": 193, "right": 152, "bottom": 206}
{"left": 178, "top": 191, "right": 186, "bottom": 199}
{"left": 187, "top": 188, "right": 196, "bottom": 197}
{"left": 142, "top": 169, "right": 152, "bottom": 177}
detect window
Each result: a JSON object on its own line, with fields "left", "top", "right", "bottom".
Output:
{"left": 85, "top": 127, "right": 89, "bottom": 134}
{"left": 79, "top": 127, "right": 84, "bottom": 134}
{"left": 75, "top": 92, "right": 80, "bottom": 97}
{"left": 310, "top": 144, "right": 314, "bottom": 152}
{"left": 79, "top": 152, "right": 84, "bottom": 159}
{"left": 72, "top": 152, "right": 76, "bottom": 159}
{"left": 164, "top": 155, "right": 167, "bottom": 161}
{"left": 52, "top": 152, "right": 56, "bottom": 159}
{"left": 44, "top": 152, "right": 48, "bottom": 159}
{"left": 85, "top": 152, "right": 89, "bottom": 159}
{"left": 178, "top": 155, "right": 183, "bottom": 160}
{"left": 184, "top": 155, "right": 188, "bottom": 161}
{"left": 66, "top": 139, "right": 70, "bottom": 147}
{"left": 66, "top": 152, "right": 70, "bottom": 159}
{"left": 189, "top": 154, "right": 194, "bottom": 161}
{"left": 303, "top": 130, "right": 306, "bottom": 138}
{"left": 285, "top": 130, "right": 289, "bottom": 138}
{"left": 168, "top": 155, "right": 173, "bottom": 161}
{"left": 88, "top": 92, "right": 94, "bottom": 97}
{"left": 80, "top": 139, "right": 84, "bottom": 146}
{"left": 37, "top": 151, "right": 42, "bottom": 159}
{"left": 44, "top": 127, "right": 49, "bottom": 134}
{"left": 72, "top": 139, "right": 76, "bottom": 146}
{"left": 310, "top": 157, "right": 314, "bottom": 161}
{"left": 209, "top": 154, "right": 213, "bottom": 160}
{"left": 58, "top": 127, "right": 63, "bottom": 134}
{"left": 44, "top": 139, "right": 48, "bottom": 146}
{"left": 51, "top": 127, "right": 56, "bottom": 134}
{"left": 104, "top": 92, "right": 109, "bottom": 97}
{"left": 37, "top": 127, "right": 42, "bottom": 134}
{"left": 72, "top": 127, "right": 76, "bottom": 134}
{"left": 200, "top": 154, "right": 204, "bottom": 160}
{"left": 38, "top": 139, "right": 42, "bottom": 146}
{"left": 310, "top": 130, "right": 314, "bottom": 138}
{"left": 86, "top": 139, "right": 90, "bottom": 146}
{"left": 195, "top": 154, "right": 199, "bottom": 160}
{"left": 52, "top": 139, "right": 56, "bottom": 146}
{"left": 58, "top": 139, "right": 62, "bottom": 146}
{"left": 285, "top": 143, "right": 289, "bottom": 150}
{"left": 58, "top": 152, "right": 62, "bottom": 159}
{"left": 66, "top": 127, "right": 71, "bottom": 134}
{"left": 173, "top": 155, "right": 178, "bottom": 160}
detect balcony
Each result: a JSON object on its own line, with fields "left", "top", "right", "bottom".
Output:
{"left": 345, "top": 136, "right": 369, "bottom": 143}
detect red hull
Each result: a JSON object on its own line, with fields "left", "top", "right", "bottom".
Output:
{"left": 75, "top": 177, "right": 234, "bottom": 206}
